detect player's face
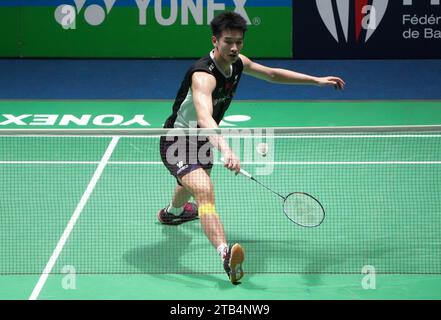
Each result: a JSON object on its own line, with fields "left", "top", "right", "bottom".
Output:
{"left": 213, "top": 29, "right": 244, "bottom": 63}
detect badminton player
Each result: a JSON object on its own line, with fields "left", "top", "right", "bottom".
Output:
{"left": 158, "top": 11, "right": 345, "bottom": 284}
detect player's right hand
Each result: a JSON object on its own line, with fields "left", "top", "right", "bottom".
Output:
{"left": 223, "top": 151, "right": 241, "bottom": 174}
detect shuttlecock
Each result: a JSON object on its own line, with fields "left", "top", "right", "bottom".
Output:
{"left": 257, "top": 142, "right": 268, "bottom": 157}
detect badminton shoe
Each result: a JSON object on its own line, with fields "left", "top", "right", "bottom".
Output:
{"left": 157, "top": 202, "right": 198, "bottom": 225}
{"left": 223, "top": 243, "right": 245, "bottom": 284}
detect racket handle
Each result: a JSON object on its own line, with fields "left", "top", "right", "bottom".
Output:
{"left": 236, "top": 168, "right": 253, "bottom": 179}
{"left": 220, "top": 157, "right": 253, "bottom": 179}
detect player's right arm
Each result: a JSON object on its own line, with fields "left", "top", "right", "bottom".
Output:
{"left": 191, "top": 72, "right": 240, "bottom": 173}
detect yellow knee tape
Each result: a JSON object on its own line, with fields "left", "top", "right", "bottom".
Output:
{"left": 198, "top": 203, "right": 217, "bottom": 217}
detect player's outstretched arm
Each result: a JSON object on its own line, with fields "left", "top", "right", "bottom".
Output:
{"left": 240, "top": 54, "right": 345, "bottom": 90}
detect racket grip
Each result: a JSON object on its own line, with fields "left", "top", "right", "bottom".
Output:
{"left": 220, "top": 157, "right": 252, "bottom": 179}
{"left": 236, "top": 168, "right": 253, "bottom": 179}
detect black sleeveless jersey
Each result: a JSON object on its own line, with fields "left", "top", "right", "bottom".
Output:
{"left": 164, "top": 51, "right": 243, "bottom": 128}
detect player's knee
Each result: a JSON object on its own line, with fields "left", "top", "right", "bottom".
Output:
{"left": 198, "top": 203, "right": 218, "bottom": 217}
{"left": 192, "top": 182, "right": 214, "bottom": 203}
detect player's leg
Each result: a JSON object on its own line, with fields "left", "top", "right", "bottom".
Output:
{"left": 169, "top": 168, "right": 211, "bottom": 208}
{"left": 158, "top": 135, "right": 198, "bottom": 224}
{"left": 179, "top": 168, "right": 225, "bottom": 248}
{"left": 158, "top": 168, "right": 214, "bottom": 224}
{"left": 180, "top": 168, "right": 244, "bottom": 283}
{"left": 170, "top": 184, "right": 192, "bottom": 208}
{"left": 157, "top": 183, "right": 198, "bottom": 224}
{"left": 163, "top": 167, "right": 213, "bottom": 217}
{"left": 158, "top": 135, "right": 244, "bottom": 283}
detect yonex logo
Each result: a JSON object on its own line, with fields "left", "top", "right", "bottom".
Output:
{"left": 176, "top": 161, "right": 189, "bottom": 174}
{"left": 0, "top": 114, "right": 151, "bottom": 126}
{"left": 55, "top": 0, "right": 116, "bottom": 29}
{"left": 0, "top": 114, "right": 250, "bottom": 127}
{"left": 55, "top": 0, "right": 251, "bottom": 29}
{"left": 316, "top": 0, "right": 390, "bottom": 43}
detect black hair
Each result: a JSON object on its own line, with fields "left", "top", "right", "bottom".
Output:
{"left": 210, "top": 11, "right": 248, "bottom": 38}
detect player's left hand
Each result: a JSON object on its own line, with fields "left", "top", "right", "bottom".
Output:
{"left": 316, "top": 76, "right": 345, "bottom": 90}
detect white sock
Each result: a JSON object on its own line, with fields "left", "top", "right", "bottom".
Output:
{"left": 166, "top": 203, "right": 184, "bottom": 215}
{"left": 217, "top": 243, "right": 229, "bottom": 260}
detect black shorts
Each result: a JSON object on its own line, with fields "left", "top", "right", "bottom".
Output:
{"left": 159, "top": 135, "right": 214, "bottom": 185}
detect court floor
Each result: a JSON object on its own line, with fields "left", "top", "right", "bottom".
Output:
{"left": 1, "top": 100, "right": 441, "bottom": 300}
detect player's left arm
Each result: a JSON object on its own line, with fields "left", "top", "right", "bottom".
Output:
{"left": 240, "top": 54, "right": 345, "bottom": 90}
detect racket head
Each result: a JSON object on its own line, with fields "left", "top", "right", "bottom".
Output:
{"left": 283, "top": 192, "right": 325, "bottom": 227}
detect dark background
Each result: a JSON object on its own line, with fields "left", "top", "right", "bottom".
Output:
{"left": 293, "top": 0, "right": 441, "bottom": 59}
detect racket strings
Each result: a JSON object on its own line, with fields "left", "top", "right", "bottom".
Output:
{"left": 283, "top": 193, "right": 325, "bottom": 227}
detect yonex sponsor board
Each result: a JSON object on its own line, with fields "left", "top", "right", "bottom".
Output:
{"left": 0, "top": 114, "right": 152, "bottom": 127}
{"left": 293, "top": 0, "right": 441, "bottom": 58}
{"left": 1, "top": 0, "right": 292, "bottom": 58}
{"left": 54, "top": 0, "right": 252, "bottom": 27}
{"left": 0, "top": 113, "right": 252, "bottom": 127}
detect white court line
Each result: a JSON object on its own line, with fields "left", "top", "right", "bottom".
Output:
{"left": 108, "top": 161, "right": 441, "bottom": 165}
{"left": 238, "top": 161, "right": 441, "bottom": 165}
{"left": 263, "top": 135, "right": 441, "bottom": 138}
{"left": 0, "top": 161, "right": 100, "bottom": 164}
{"left": 3, "top": 135, "right": 441, "bottom": 139}
{"left": 2, "top": 161, "right": 441, "bottom": 165}
{"left": 28, "top": 136, "right": 120, "bottom": 300}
